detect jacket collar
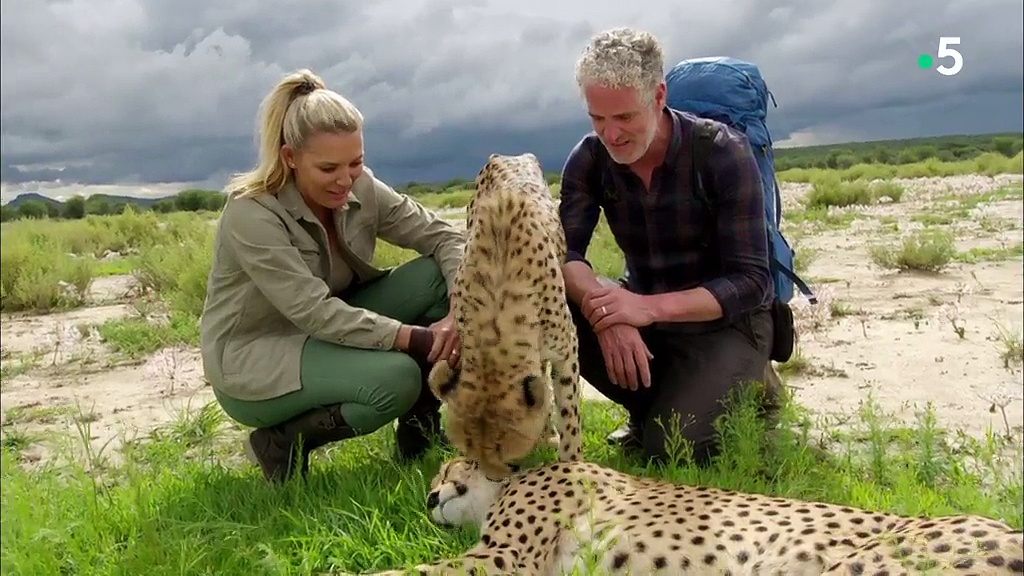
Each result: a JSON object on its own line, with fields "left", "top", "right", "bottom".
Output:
{"left": 276, "top": 178, "right": 363, "bottom": 225}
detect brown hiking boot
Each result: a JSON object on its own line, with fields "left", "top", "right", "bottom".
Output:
{"left": 244, "top": 404, "right": 356, "bottom": 483}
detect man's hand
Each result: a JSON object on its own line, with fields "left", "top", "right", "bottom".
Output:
{"left": 581, "top": 285, "right": 657, "bottom": 331}
{"left": 427, "top": 311, "right": 461, "bottom": 368}
{"left": 595, "top": 324, "right": 653, "bottom": 390}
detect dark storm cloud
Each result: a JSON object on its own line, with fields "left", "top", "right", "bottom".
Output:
{"left": 1, "top": 0, "right": 1021, "bottom": 201}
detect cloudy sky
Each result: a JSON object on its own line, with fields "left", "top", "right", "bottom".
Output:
{"left": 1, "top": 0, "right": 1022, "bottom": 203}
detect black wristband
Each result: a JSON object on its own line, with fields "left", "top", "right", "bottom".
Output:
{"left": 408, "top": 327, "right": 434, "bottom": 360}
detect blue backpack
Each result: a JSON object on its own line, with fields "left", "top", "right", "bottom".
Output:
{"left": 665, "top": 56, "right": 816, "bottom": 308}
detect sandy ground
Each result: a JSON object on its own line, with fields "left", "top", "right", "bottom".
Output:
{"left": 1, "top": 173, "right": 1022, "bottom": 467}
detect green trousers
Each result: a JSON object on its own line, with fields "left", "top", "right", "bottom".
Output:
{"left": 214, "top": 255, "right": 450, "bottom": 434}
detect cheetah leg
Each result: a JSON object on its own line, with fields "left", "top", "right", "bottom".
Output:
{"left": 330, "top": 544, "right": 520, "bottom": 575}
{"left": 548, "top": 313, "right": 583, "bottom": 463}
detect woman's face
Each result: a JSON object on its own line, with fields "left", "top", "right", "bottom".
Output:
{"left": 283, "top": 129, "right": 365, "bottom": 214}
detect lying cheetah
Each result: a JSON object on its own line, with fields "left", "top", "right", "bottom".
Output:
{"left": 428, "top": 152, "right": 583, "bottom": 481}
{"left": 341, "top": 457, "right": 1023, "bottom": 575}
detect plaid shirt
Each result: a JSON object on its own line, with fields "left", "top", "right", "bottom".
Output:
{"left": 558, "top": 108, "right": 772, "bottom": 324}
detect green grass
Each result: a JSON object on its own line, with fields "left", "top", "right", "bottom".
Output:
{"left": 778, "top": 151, "right": 1023, "bottom": 183}
{"left": 773, "top": 132, "right": 1022, "bottom": 171}
{"left": 423, "top": 152, "right": 1021, "bottom": 214}
{"left": 2, "top": 153, "right": 1023, "bottom": 574}
{"left": 804, "top": 175, "right": 906, "bottom": 209}
{"left": 868, "top": 228, "right": 1023, "bottom": 274}
{"left": 2, "top": 388, "right": 1021, "bottom": 575}
{"left": 869, "top": 229, "right": 959, "bottom": 273}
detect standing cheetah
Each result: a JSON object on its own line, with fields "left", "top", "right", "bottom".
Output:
{"left": 427, "top": 152, "right": 583, "bottom": 481}
{"left": 337, "top": 457, "right": 1023, "bottom": 575}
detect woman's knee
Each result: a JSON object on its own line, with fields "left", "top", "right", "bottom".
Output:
{"left": 364, "top": 354, "right": 423, "bottom": 422}
{"left": 212, "top": 386, "right": 273, "bottom": 428}
{"left": 398, "top": 256, "right": 449, "bottom": 320}
{"left": 397, "top": 255, "right": 445, "bottom": 290}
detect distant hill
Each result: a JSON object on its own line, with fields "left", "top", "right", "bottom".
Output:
{"left": 1, "top": 188, "right": 225, "bottom": 221}
{"left": 4, "top": 192, "right": 172, "bottom": 210}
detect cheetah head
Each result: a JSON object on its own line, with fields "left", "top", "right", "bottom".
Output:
{"left": 475, "top": 152, "right": 544, "bottom": 189}
{"left": 425, "top": 456, "right": 515, "bottom": 528}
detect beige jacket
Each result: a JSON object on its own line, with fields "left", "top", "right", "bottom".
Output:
{"left": 200, "top": 168, "right": 465, "bottom": 401}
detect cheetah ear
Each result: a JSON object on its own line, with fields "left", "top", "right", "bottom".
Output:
{"left": 429, "top": 360, "right": 460, "bottom": 400}
{"left": 520, "top": 374, "right": 546, "bottom": 408}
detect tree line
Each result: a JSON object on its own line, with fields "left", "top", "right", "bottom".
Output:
{"left": 773, "top": 133, "right": 1022, "bottom": 171}
{"left": 2, "top": 132, "right": 1020, "bottom": 222}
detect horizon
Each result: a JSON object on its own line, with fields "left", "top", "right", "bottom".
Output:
{"left": 2, "top": 129, "right": 1021, "bottom": 207}
{"left": 2, "top": 1, "right": 1022, "bottom": 205}
{"left": 2, "top": 130, "right": 1019, "bottom": 206}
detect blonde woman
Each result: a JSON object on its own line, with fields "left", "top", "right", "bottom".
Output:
{"left": 200, "top": 69, "right": 465, "bottom": 483}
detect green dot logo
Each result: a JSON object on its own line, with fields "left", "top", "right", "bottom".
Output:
{"left": 918, "top": 53, "right": 934, "bottom": 69}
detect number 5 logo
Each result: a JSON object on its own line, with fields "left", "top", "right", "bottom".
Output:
{"left": 937, "top": 37, "right": 963, "bottom": 76}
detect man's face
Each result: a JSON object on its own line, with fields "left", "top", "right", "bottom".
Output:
{"left": 582, "top": 81, "right": 665, "bottom": 165}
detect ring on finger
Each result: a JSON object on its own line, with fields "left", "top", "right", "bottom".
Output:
{"left": 600, "top": 305, "right": 607, "bottom": 316}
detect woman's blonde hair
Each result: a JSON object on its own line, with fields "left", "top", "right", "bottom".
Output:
{"left": 225, "top": 69, "right": 365, "bottom": 199}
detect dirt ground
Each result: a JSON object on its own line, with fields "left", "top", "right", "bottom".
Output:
{"left": 1, "top": 173, "right": 1021, "bottom": 467}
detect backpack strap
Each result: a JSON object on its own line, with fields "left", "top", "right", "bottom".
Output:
{"left": 690, "top": 118, "right": 720, "bottom": 213}
{"left": 688, "top": 117, "right": 818, "bottom": 306}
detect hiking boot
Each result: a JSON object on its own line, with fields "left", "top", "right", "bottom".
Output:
{"left": 395, "top": 407, "right": 447, "bottom": 461}
{"left": 395, "top": 357, "right": 451, "bottom": 461}
{"left": 760, "top": 362, "right": 785, "bottom": 429}
{"left": 244, "top": 404, "right": 356, "bottom": 483}
{"left": 606, "top": 414, "right": 644, "bottom": 451}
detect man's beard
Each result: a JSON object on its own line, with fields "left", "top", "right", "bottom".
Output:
{"left": 605, "top": 124, "right": 657, "bottom": 165}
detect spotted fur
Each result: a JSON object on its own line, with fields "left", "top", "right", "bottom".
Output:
{"left": 340, "top": 457, "right": 1024, "bottom": 575}
{"left": 428, "top": 152, "right": 583, "bottom": 482}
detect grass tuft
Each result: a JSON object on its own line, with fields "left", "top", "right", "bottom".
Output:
{"left": 870, "top": 229, "right": 958, "bottom": 273}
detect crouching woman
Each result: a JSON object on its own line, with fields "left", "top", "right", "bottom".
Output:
{"left": 200, "top": 69, "right": 465, "bottom": 483}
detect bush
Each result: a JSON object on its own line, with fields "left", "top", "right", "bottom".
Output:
{"left": 870, "top": 229, "right": 957, "bottom": 273}
{"left": 0, "top": 230, "right": 96, "bottom": 312}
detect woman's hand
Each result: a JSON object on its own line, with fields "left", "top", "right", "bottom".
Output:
{"left": 394, "top": 311, "right": 461, "bottom": 368}
{"left": 427, "top": 311, "right": 461, "bottom": 368}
